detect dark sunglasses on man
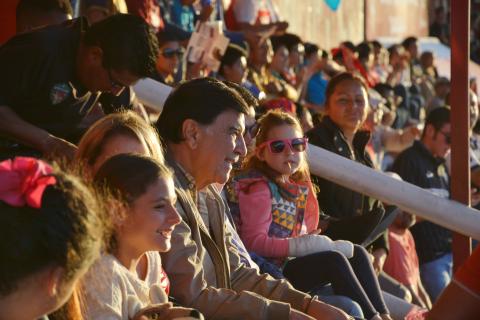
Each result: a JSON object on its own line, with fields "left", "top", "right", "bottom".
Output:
{"left": 161, "top": 48, "right": 185, "bottom": 59}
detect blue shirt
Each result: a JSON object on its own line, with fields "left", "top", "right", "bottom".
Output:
{"left": 171, "top": 0, "right": 196, "bottom": 32}
{"left": 306, "top": 72, "right": 328, "bottom": 106}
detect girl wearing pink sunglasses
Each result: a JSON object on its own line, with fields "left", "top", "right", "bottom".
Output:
{"left": 231, "top": 110, "right": 391, "bottom": 320}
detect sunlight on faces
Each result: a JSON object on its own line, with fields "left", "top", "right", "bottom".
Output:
{"left": 195, "top": 110, "right": 247, "bottom": 186}
{"left": 327, "top": 80, "right": 369, "bottom": 134}
{"left": 257, "top": 124, "right": 305, "bottom": 179}
{"left": 121, "top": 177, "right": 181, "bottom": 253}
{"left": 92, "top": 134, "right": 149, "bottom": 174}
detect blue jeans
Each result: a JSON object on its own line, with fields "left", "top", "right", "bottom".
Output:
{"left": 419, "top": 253, "right": 452, "bottom": 302}
{"left": 315, "top": 285, "right": 364, "bottom": 319}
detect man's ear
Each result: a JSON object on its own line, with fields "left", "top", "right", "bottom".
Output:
{"left": 182, "top": 119, "right": 202, "bottom": 149}
{"left": 222, "top": 65, "right": 232, "bottom": 78}
{"left": 425, "top": 124, "right": 435, "bottom": 139}
{"left": 86, "top": 46, "right": 104, "bottom": 67}
{"left": 44, "top": 266, "right": 64, "bottom": 298}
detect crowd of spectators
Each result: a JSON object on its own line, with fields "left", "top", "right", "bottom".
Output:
{"left": 1, "top": 0, "right": 480, "bottom": 320}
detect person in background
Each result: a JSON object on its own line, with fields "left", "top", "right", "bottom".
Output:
{"left": 225, "top": 0, "right": 288, "bottom": 35}
{"left": 383, "top": 208, "right": 432, "bottom": 309}
{"left": 170, "top": 0, "right": 197, "bottom": 32}
{"left": 0, "top": 14, "right": 159, "bottom": 161}
{"left": 303, "top": 43, "right": 329, "bottom": 114}
{"left": 80, "top": 0, "right": 128, "bottom": 24}
{"left": 16, "top": 0, "right": 72, "bottom": 33}
{"left": 75, "top": 111, "right": 164, "bottom": 173}
{"left": 307, "top": 73, "right": 390, "bottom": 263}
{"left": 267, "top": 35, "right": 298, "bottom": 101}
{"left": 371, "top": 40, "right": 389, "bottom": 83}
{"left": 429, "top": 6, "right": 449, "bottom": 46}
{"left": 0, "top": 157, "right": 102, "bottom": 320}
{"left": 247, "top": 37, "right": 273, "bottom": 95}
{"left": 219, "top": 44, "right": 249, "bottom": 86}
{"left": 427, "top": 77, "right": 450, "bottom": 114}
{"left": 401, "top": 36, "right": 423, "bottom": 83}
{"left": 154, "top": 31, "right": 184, "bottom": 85}
{"left": 391, "top": 107, "right": 452, "bottom": 303}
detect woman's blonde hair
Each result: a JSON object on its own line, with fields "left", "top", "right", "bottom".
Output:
{"left": 243, "top": 110, "right": 310, "bottom": 184}
{"left": 76, "top": 111, "right": 164, "bottom": 169}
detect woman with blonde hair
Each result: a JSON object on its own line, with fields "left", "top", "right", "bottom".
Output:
{"left": 76, "top": 110, "right": 164, "bottom": 174}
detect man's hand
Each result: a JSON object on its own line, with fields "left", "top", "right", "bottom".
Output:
{"left": 306, "top": 299, "right": 353, "bottom": 320}
{"left": 133, "top": 303, "right": 203, "bottom": 320}
{"left": 290, "top": 309, "right": 315, "bottom": 320}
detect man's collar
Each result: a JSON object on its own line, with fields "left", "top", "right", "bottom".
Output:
{"left": 165, "top": 150, "right": 196, "bottom": 192}
{"left": 414, "top": 140, "right": 446, "bottom": 165}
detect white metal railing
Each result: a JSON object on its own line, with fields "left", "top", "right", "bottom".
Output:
{"left": 307, "top": 144, "right": 480, "bottom": 240}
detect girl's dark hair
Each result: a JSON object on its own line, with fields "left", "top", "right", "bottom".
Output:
{"left": 94, "top": 153, "right": 172, "bottom": 204}
{"left": 325, "top": 72, "right": 369, "bottom": 108}
{"left": 93, "top": 154, "right": 173, "bottom": 252}
{"left": 243, "top": 110, "right": 310, "bottom": 184}
{"left": 0, "top": 168, "right": 102, "bottom": 298}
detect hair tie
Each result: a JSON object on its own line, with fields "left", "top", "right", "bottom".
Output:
{"left": 0, "top": 157, "right": 57, "bottom": 209}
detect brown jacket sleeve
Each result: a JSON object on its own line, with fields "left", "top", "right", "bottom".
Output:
{"left": 160, "top": 190, "right": 294, "bottom": 320}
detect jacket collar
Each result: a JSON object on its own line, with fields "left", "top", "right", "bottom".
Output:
{"left": 413, "top": 140, "right": 446, "bottom": 167}
{"left": 322, "top": 116, "right": 371, "bottom": 153}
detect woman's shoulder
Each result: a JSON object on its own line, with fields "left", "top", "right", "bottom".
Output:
{"left": 82, "top": 254, "right": 126, "bottom": 291}
{"left": 307, "top": 118, "right": 338, "bottom": 147}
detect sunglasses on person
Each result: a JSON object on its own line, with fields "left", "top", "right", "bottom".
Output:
{"left": 437, "top": 130, "right": 451, "bottom": 144}
{"left": 258, "top": 137, "right": 308, "bottom": 154}
{"left": 161, "top": 48, "right": 184, "bottom": 58}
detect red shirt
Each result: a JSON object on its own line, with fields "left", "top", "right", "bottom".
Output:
{"left": 383, "top": 227, "right": 421, "bottom": 293}
{"left": 0, "top": 0, "right": 18, "bottom": 44}
{"left": 455, "top": 246, "right": 480, "bottom": 297}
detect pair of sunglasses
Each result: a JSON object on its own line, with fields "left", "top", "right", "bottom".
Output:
{"left": 161, "top": 48, "right": 184, "bottom": 58}
{"left": 258, "top": 137, "right": 308, "bottom": 154}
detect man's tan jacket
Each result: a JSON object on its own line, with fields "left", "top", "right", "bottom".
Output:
{"left": 161, "top": 158, "right": 310, "bottom": 319}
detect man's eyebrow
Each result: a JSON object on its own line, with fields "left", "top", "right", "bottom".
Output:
{"left": 229, "top": 125, "right": 243, "bottom": 134}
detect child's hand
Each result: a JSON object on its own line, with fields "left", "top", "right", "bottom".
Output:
{"left": 309, "top": 228, "right": 322, "bottom": 235}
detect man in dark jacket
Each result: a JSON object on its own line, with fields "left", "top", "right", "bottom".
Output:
{"left": 391, "top": 107, "right": 451, "bottom": 302}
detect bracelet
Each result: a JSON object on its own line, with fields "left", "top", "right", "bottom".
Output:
{"left": 305, "top": 295, "right": 318, "bottom": 313}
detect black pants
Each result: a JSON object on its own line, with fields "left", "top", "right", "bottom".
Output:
{"left": 283, "top": 245, "right": 388, "bottom": 319}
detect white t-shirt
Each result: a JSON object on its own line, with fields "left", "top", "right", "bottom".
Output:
{"left": 81, "top": 251, "right": 168, "bottom": 320}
